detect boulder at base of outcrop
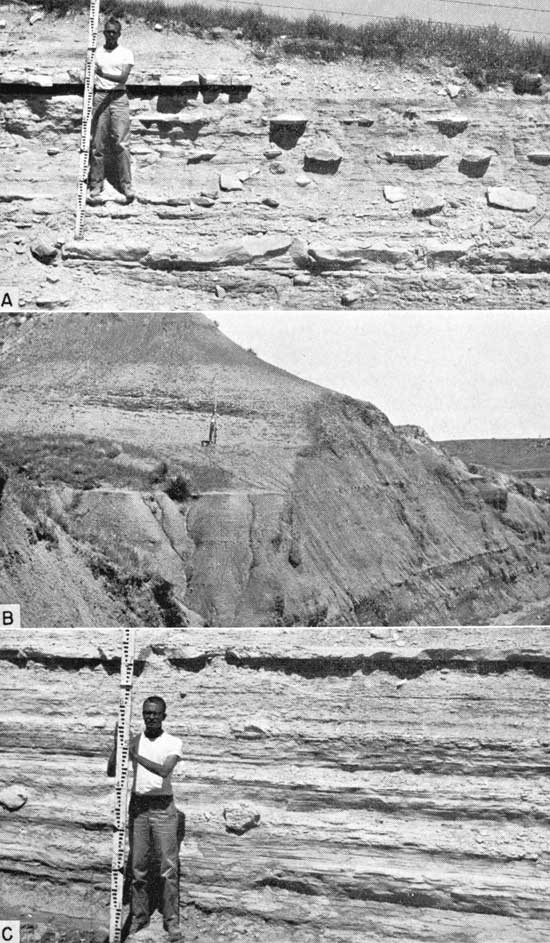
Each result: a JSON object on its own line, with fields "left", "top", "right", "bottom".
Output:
{"left": 514, "top": 72, "right": 543, "bottom": 95}
{"left": 303, "top": 146, "right": 343, "bottom": 175}
{"left": 459, "top": 150, "right": 492, "bottom": 178}
{"left": 487, "top": 187, "right": 537, "bottom": 212}
{"left": 30, "top": 233, "right": 58, "bottom": 264}
{"left": 382, "top": 151, "right": 448, "bottom": 170}
{"left": 0, "top": 785, "right": 28, "bottom": 811}
{"left": 384, "top": 185, "right": 407, "bottom": 203}
{"left": 223, "top": 803, "right": 261, "bottom": 835}
{"left": 412, "top": 193, "right": 445, "bottom": 217}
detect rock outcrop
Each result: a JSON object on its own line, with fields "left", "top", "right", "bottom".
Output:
{"left": 3, "top": 5, "right": 550, "bottom": 309}
{"left": 1, "top": 629, "right": 549, "bottom": 943}
{"left": 2, "top": 312, "right": 550, "bottom": 627}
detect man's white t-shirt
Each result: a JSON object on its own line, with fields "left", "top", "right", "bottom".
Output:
{"left": 132, "top": 731, "right": 183, "bottom": 796}
{"left": 95, "top": 44, "right": 134, "bottom": 91}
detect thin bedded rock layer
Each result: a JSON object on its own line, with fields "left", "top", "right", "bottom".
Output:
{"left": 0, "top": 629, "right": 549, "bottom": 943}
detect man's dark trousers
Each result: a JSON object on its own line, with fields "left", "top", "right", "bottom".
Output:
{"left": 129, "top": 794, "right": 179, "bottom": 930}
{"left": 89, "top": 89, "right": 132, "bottom": 193}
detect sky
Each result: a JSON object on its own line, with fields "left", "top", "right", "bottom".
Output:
{"left": 210, "top": 310, "right": 550, "bottom": 441}
{"left": 146, "top": 0, "right": 550, "bottom": 39}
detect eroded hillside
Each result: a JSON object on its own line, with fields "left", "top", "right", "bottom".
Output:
{"left": 1, "top": 629, "right": 549, "bottom": 943}
{"left": 3, "top": 5, "right": 550, "bottom": 309}
{"left": 1, "top": 311, "right": 550, "bottom": 626}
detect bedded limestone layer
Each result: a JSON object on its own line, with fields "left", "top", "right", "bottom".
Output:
{"left": 0, "top": 629, "right": 549, "bottom": 943}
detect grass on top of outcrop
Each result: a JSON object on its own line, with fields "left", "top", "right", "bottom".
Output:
{"left": 26, "top": 0, "right": 550, "bottom": 86}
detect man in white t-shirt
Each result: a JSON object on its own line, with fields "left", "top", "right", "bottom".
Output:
{"left": 108, "top": 695, "right": 184, "bottom": 940}
{"left": 89, "top": 17, "right": 135, "bottom": 203}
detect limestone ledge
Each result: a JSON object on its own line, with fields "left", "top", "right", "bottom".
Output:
{"left": 0, "top": 72, "right": 253, "bottom": 90}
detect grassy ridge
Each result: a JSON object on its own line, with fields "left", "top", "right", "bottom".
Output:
{"left": 24, "top": 0, "right": 550, "bottom": 85}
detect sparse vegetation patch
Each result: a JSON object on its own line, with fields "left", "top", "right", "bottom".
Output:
{"left": 23, "top": 0, "right": 550, "bottom": 85}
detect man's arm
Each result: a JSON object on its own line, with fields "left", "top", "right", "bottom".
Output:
{"left": 95, "top": 62, "right": 133, "bottom": 85}
{"left": 129, "top": 737, "right": 180, "bottom": 779}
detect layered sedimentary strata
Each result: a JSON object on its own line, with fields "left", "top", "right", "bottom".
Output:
{"left": 1, "top": 629, "right": 549, "bottom": 943}
{"left": 3, "top": 5, "right": 550, "bottom": 308}
{"left": 2, "top": 313, "right": 550, "bottom": 626}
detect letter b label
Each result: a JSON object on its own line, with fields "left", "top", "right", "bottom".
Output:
{"left": 1, "top": 605, "right": 20, "bottom": 627}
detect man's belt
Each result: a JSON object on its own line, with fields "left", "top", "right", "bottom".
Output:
{"left": 130, "top": 793, "right": 174, "bottom": 810}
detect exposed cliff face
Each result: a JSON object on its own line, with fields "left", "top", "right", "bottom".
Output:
{"left": 3, "top": 5, "right": 550, "bottom": 310}
{"left": 2, "top": 311, "right": 550, "bottom": 626}
{"left": 1, "top": 629, "right": 549, "bottom": 943}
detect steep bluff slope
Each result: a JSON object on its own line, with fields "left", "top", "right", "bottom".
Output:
{"left": 2, "top": 311, "right": 550, "bottom": 626}
{"left": 1, "top": 629, "right": 549, "bottom": 943}
{"left": 3, "top": 5, "right": 550, "bottom": 309}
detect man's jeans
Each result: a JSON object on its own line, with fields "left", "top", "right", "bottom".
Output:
{"left": 89, "top": 89, "right": 132, "bottom": 192}
{"left": 129, "top": 794, "right": 179, "bottom": 928}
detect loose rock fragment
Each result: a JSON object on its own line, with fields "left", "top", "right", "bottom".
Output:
{"left": 486, "top": 187, "right": 537, "bottom": 212}
{"left": 341, "top": 288, "right": 362, "bottom": 307}
{"left": 412, "top": 193, "right": 445, "bottom": 217}
{"left": 30, "top": 234, "right": 58, "bottom": 264}
{"left": 219, "top": 172, "right": 243, "bottom": 191}
{"left": 384, "top": 185, "right": 407, "bottom": 203}
{"left": 223, "top": 803, "right": 260, "bottom": 835}
{"left": 446, "top": 83, "right": 462, "bottom": 98}
{"left": 0, "top": 786, "right": 28, "bottom": 811}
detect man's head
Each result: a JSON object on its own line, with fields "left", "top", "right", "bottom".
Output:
{"left": 142, "top": 696, "right": 166, "bottom": 738}
{"left": 103, "top": 17, "right": 121, "bottom": 51}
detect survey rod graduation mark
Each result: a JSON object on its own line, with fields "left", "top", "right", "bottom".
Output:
{"left": 75, "top": 0, "right": 101, "bottom": 240}
{"left": 110, "top": 628, "right": 136, "bottom": 943}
